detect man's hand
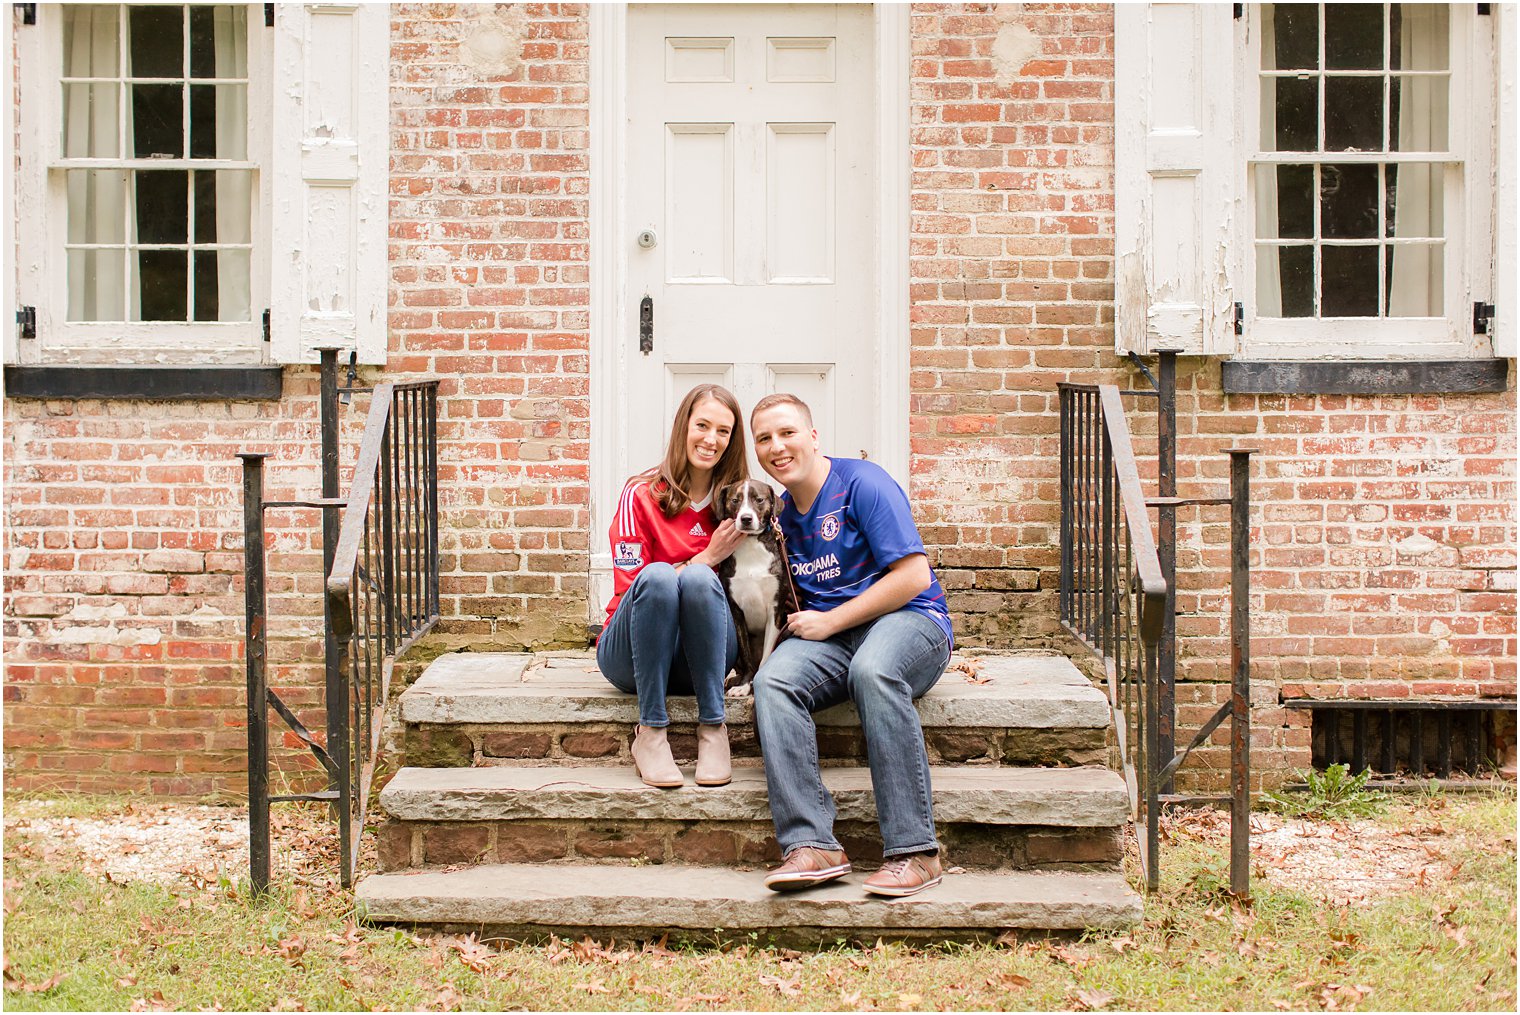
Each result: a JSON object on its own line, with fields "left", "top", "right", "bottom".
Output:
{"left": 691, "top": 519, "right": 744, "bottom": 568}
{"left": 786, "top": 609, "right": 839, "bottom": 641}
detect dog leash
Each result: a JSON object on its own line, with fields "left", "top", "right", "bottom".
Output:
{"left": 771, "top": 517, "right": 803, "bottom": 613}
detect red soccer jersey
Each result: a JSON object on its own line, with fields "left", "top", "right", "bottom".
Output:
{"left": 604, "top": 478, "right": 718, "bottom": 623}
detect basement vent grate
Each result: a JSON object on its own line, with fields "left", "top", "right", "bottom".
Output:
{"left": 1286, "top": 700, "right": 1517, "bottom": 780}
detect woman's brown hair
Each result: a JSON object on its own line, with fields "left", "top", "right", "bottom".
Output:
{"left": 641, "top": 384, "right": 749, "bottom": 518}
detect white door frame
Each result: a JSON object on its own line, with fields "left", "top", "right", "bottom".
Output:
{"left": 587, "top": 3, "right": 910, "bottom": 611}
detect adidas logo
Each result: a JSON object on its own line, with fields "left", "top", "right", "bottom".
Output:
{"left": 689, "top": 522, "right": 707, "bottom": 536}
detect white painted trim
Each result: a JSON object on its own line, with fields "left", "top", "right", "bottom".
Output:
{"left": 874, "top": 3, "right": 910, "bottom": 489}
{"left": 588, "top": 3, "right": 912, "bottom": 616}
{"left": 588, "top": 2, "right": 629, "bottom": 618}
{"left": 4, "top": 6, "right": 18, "bottom": 365}
{"left": 1491, "top": 2, "right": 1515, "bottom": 358}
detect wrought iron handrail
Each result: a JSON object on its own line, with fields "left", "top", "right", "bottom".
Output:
{"left": 241, "top": 351, "right": 439, "bottom": 892}
{"left": 1059, "top": 359, "right": 1253, "bottom": 896}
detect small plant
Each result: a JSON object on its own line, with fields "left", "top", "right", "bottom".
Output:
{"left": 1262, "top": 763, "right": 1387, "bottom": 820}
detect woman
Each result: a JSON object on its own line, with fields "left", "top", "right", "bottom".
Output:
{"left": 598, "top": 384, "right": 747, "bottom": 788}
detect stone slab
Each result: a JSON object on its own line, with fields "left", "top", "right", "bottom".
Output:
{"left": 357, "top": 862, "right": 1142, "bottom": 932}
{"left": 380, "top": 764, "right": 1128, "bottom": 827}
{"left": 402, "top": 652, "right": 1109, "bottom": 730}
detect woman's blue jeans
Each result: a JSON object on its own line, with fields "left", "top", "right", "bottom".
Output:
{"left": 753, "top": 609, "right": 950, "bottom": 857}
{"left": 596, "top": 562, "right": 738, "bottom": 727}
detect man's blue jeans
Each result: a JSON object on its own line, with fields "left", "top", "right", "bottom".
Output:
{"left": 596, "top": 563, "right": 738, "bottom": 727}
{"left": 753, "top": 609, "right": 951, "bottom": 857}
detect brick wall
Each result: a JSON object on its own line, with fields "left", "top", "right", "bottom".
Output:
{"left": 3, "top": 3, "right": 593, "bottom": 795}
{"left": 4, "top": 3, "right": 1514, "bottom": 795}
{"left": 906, "top": 3, "right": 1516, "bottom": 788}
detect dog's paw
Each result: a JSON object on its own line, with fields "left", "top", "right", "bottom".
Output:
{"left": 726, "top": 682, "right": 753, "bottom": 698}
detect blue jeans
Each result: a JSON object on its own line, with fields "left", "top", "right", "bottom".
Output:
{"left": 597, "top": 563, "right": 738, "bottom": 727}
{"left": 753, "top": 609, "right": 951, "bottom": 858}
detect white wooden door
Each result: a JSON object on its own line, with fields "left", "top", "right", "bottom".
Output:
{"left": 623, "top": 2, "right": 875, "bottom": 478}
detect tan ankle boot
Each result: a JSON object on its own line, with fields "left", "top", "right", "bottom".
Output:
{"left": 632, "top": 725, "right": 683, "bottom": 788}
{"left": 695, "top": 722, "right": 731, "bottom": 786}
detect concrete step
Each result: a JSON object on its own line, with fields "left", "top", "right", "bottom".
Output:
{"left": 357, "top": 862, "right": 1143, "bottom": 942}
{"left": 400, "top": 651, "right": 1112, "bottom": 770}
{"left": 375, "top": 765, "right": 1129, "bottom": 872}
{"left": 381, "top": 764, "right": 1128, "bottom": 826}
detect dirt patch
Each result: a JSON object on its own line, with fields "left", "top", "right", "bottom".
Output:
{"left": 4, "top": 800, "right": 347, "bottom": 890}
{"left": 1160, "top": 806, "right": 1486, "bottom": 906}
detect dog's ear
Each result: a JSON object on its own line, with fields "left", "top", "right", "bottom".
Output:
{"left": 711, "top": 483, "right": 735, "bottom": 521}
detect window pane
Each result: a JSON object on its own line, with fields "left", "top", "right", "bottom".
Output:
{"left": 67, "top": 249, "right": 126, "bottom": 321}
{"left": 1391, "top": 5, "right": 1448, "bottom": 72}
{"left": 1321, "top": 245, "right": 1379, "bottom": 316}
{"left": 1386, "top": 244, "right": 1443, "bottom": 316}
{"left": 190, "top": 6, "right": 248, "bottom": 78}
{"left": 1324, "top": 76, "right": 1384, "bottom": 151}
{"left": 1320, "top": 163, "right": 1379, "bottom": 239}
{"left": 1325, "top": 4, "right": 1384, "bottom": 70}
{"left": 190, "top": 84, "right": 247, "bottom": 159}
{"left": 61, "top": 83, "right": 121, "bottom": 158}
{"left": 1259, "top": 244, "right": 1315, "bottom": 317}
{"left": 1386, "top": 163, "right": 1444, "bottom": 239}
{"left": 194, "top": 249, "right": 251, "bottom": 322}
{"left": 128, "top": 5, "right": 183, "bottom": 78}
{"left": 65, "top": 170, "right": 128, "bottom": 244}
{"left": 64, "top": 5, "right": 121, "bottom": 77}
{"left": 1256, "top": 164, "right": 1315, "bottom": 239}
{"left": 193, "top": 170, "right": 254, "bottom": 244}
{"left": 134, "top": 170, "right": 189, "bottom": 245}
{"left": 1267, "top": 76, "right": 1319, "bottom": 151}
{"left": 1389, "top": 75, "right": 1449, "bottom": 152}
{"left": 133, "top": 250, "right": 190, "bottom": 321}
{"left": 1266, "top": 4, "right": 1319, "bottom": 72}
{"left": 131, "top": 83, "right": 184, "bottom": 157}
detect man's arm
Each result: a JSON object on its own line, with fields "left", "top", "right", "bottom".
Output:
{"left": 785, "top": 553, "right": 932, "bottom": 641}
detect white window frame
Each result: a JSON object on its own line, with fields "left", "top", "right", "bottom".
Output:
{"left": 13, "top": 3, "right": 272, "bottom": 366}
{"left": 1240, "top": 2, "right": 1495, "bottom": 360}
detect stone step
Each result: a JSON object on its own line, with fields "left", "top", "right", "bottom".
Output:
{"left": 401, "top": 651, "right": 1111, "bottom": 770}
{"left": 356, "top": 862, "right": 1143, "bottom": 943}
{"left": 375, "top": 765, "right": 1129, "bottom": 872}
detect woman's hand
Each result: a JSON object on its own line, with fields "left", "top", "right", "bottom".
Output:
{"left": 785, "top": 609, "right": 839, "bottom": 642}
{"left": 690, "top": 519, "right": 745, "bottom": 567}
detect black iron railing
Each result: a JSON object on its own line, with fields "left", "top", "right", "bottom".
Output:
{"left": 240, "top": 350, "right": 439, "bottom": 891}
{"left": 1059, "top": 352, "right": 1253, "bottom": 895}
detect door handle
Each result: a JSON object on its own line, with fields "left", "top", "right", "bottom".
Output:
{"left": 639, "top": 296, "right": 653, "bottom": 355}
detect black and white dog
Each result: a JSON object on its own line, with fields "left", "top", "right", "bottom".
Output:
{"left": 714, "top": 480, "right": 797, "bottom": 696}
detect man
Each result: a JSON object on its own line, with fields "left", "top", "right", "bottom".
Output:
{"left": 749, "top": 393, "right": 954, "bottom": 897}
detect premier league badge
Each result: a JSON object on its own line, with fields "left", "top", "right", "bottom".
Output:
{"left": 613, "top": 541, "right": 643, "bottom": 570}
{"left": 820, "top": 514, "right": 841, "bottom": 541}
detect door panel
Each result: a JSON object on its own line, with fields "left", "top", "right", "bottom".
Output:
{"left": 596, "top": 4, "right": 876, "bottom": 613}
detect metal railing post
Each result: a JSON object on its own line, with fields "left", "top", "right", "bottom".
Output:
{"left": 1157, "top": 350, "right": 1177, "bottom": 793}
{"left": 239, "top": 452, "right": 271, "bottom": 895}
{"left": 1229, "top": 448, "right": 1254, "bottom": 898}
{"left": 317, "top": 348, "right": 354, "bottom": 886}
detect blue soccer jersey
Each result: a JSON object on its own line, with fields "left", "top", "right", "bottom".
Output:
{"left": 778, "top": 457, "right": 953, "bottom": 648}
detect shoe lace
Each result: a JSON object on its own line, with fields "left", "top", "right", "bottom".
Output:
{"left": 877, "top": 858, "right": 912, "bottom": 878}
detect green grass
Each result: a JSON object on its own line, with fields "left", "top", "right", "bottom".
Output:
{"left": 3, "top": 789, "right": 1515, "bottom": 1011}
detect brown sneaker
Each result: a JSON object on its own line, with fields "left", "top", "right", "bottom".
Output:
{"left": 764, "top": 847, "right": 852, "bottom": 892}
{"left": 862, "top": 853, "right": 942, "bottom": 897}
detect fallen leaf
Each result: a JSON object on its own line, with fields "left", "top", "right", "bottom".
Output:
{"left": 1072, "top": 987, "right": 1114, "bottom": 1010}
{"left": 898, "top": 993, "right": 923, "bottom": 1007}
{"left": 572, "top": 978, "right": 611, "bottom": 995}
{"left": 989, "top": 972, "right": 1032, "bottom": 989}
{"left": 759, "top": 973, "right": 802, "bottom": 996}
{"left": 1108, "top": 934, "right": 1137, "bottom": 954}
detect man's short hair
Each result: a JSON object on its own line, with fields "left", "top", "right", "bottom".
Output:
{"left": 751, "top": 392, "right": 813, "bottom": 428}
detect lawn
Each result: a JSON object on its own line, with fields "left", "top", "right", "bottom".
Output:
{"left": 2, "top": 787, "right": 1515, "bottom": 1011}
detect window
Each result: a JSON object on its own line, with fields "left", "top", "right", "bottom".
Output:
{"left": 1248, "top": 2, "right": 1480, "bottom": 355}
{"left": 1115, "top": 3, "right": 1513, "bottom": 363}
{"left": 17, "top": 3, "right": 271, "bottom": 364}
{"left": 10, "top": 3, "right": 390, "bottom": 370}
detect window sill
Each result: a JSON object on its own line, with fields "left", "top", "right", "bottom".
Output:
{"left": 3, "top": 366, "right": 284, "bottom": 401}
{"left": 1220, "top": 359, "right": 1510, "bottom": 395}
